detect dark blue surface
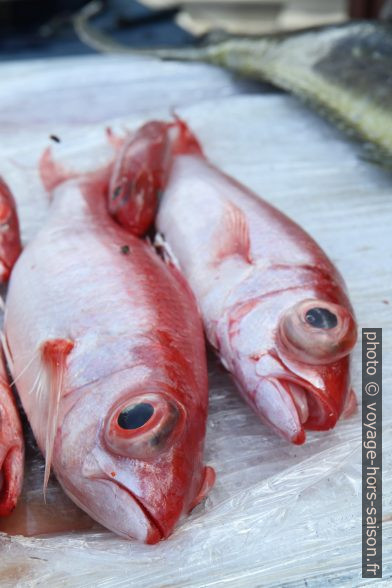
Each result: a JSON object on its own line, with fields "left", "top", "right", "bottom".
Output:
{"left": 0, "top": 0, "right": 194, "bottom": 61}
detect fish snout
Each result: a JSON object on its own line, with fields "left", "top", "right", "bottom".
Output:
{"left": 254, "top": 378, "right": 306, "bottom": 444}
{"left": 254, "top": 366, "right": 352, "bottom": 444}
{"left": 278, "top": 298, "right": 357, "bottom": 365}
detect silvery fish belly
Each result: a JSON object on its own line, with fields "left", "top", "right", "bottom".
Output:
{"left": 156, "top": 140, "right": 357, "bottom": 444}
{"left": 4, "top": 162, "right": 214, "bottom": 543}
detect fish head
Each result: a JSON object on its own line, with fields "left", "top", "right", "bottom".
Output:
{"left": 108, "top": 121, "right": 170, "bottom": 236}
{"left": 226, "top": 293, "right": 357, "bottom": 444}
{"left": 58, "top": 372, "right": 213, "bottom": 543}
{"left": 108, "top": 118, "right": 203, "bottom": 237}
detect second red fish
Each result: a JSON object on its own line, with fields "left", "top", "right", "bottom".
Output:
{"left": 109, "top": 119, "right": 358, "bottom": 444}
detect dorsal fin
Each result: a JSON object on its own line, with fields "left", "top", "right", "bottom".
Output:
{"left": 105, "top": 127, "right": 124, "bottom": 150}
{"left": 39, "top": 133, "right": 120, "bottom": 197}
{"left": 214, "top": 201, "right": 252, "bottom": 265}
{"left": 39, "top": 147, "right": 75, "bottom": 195}
{"left": 169, "top": 115, "right": 204, "bottom": 157}
{"left": 41, "top": 338, "right": 74, "bottom": 495}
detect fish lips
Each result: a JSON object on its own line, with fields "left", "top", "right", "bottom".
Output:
{"left": 79, "top": 449, "right": 178, "bottom": 543}
{"left": 64, "top": 470, "right": 166, "bottom": 544}
{"left": 255, "top": 352, "right": 351, "bottom": 444}
{"left": 279, "top": 350, "right": 352, "bottom": 429}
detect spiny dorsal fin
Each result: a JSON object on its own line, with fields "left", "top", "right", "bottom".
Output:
{"left": 214, "top": 201, "right": 252, "bottom": 265}
{"left": 41, "top": 338, "right": 74, "bottom": 495}
{"left": 39, "top": 147, "right": 74, "bottom": 195}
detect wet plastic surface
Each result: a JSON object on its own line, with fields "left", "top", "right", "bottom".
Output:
{"left": 0, "top": 55, "right": 391, "bottom": 587}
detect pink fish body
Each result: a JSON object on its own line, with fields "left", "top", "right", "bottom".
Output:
{"left": 4, "top": 162, "right": 214, "bottom": 542}
{"left": 0, "top": 350, "right": 24, "bottom": 517}
{"left": 0, "top": 177, "right": 22, "bottom": 282}
{"left": 109, "top": 119, "right": 357, "bottom": 444}
{"left": 156, "top": 150, "right": 357, "bottom": 443}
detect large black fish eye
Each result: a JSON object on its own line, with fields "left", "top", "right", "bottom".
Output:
{"left": 117, "top": 403, "right": 154, "bottom": 430}
{"left": 305, "top": 307, "right": 338, "bottom": 330}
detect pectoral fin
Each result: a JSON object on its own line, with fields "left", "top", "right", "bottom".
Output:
{"left": 214, "top": 201, "right": 252, "bottom": 265}
{"left": 41, "top": 338, "right": 74, "bottom": 494}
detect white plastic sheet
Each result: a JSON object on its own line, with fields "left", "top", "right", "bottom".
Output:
{"left": 0, "top": 55, "right": 391, "bottom": 587}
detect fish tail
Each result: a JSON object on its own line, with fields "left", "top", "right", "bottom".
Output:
{"left": 39, "top": 147, "right": 79, "bottom": 195}
{"left": 40, "top": 338, "right": 74, "bottom": 496}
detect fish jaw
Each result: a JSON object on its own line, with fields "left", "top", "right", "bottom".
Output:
{"left": 239, "top": 349, "right": 353, "bottom": 443}
{"left": 108, "top": 478, "right": 164, "bottom": 544}
{"left": 62, "top": 445, "right": 208, "bottom": 543}
{"left": 60, "top": 472, "right": 164, "bottom": 544}
{"left": 252, "top": 378, "right": 306, "bottom": 445}
{"left": 274, "top": 352, "right": 353, "bottom": 432}
{"left": 236, "top": 355, "right": 352, "bottom": 445}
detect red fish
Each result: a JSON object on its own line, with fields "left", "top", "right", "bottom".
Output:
{"left": 108, "top": 118, "right": 202, "bottom": 236}
{"left": 108, "top": 119, "right": 357, "bottom": 444}
{"left": 0, "top": 350, "right": 24, "bottom": 517}
{"left": 4, "top": 154, "right": 214, "bottom": 542}
{"left": 0, "top": 178, "right": 22, "bottom": 282}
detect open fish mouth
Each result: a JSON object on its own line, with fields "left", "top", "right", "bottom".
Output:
{"left": 254, "top": 377, "right": 338, "bottom": 445}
